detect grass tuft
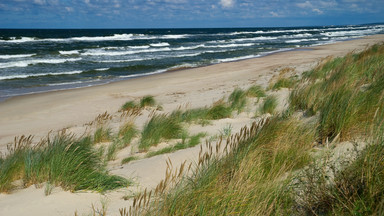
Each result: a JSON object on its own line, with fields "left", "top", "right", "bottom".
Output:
{"left": 118, "top": 122, "right": 138, "bottom": 146}
{"left": 206, "top": 100, "right": 232, "bottom": 120}
{"left": 93, "top": 127, "right": 112, "bottom": 144}
{"left": 272, "top": 77, "right": 296, "bottom": 90}
{"left": 246, "top": 85, "right": 266, "bottom": 98}
{"left": 140, "top": 95, "right": 156, "bottom": 108}
{"left": 146, "top": 133, "right": 206, "bottom": 158}
{"left": 139, "top": 114, "right": 184, "bottom": 151}
{"left": 121, "top": 156, "right": 138, "bottom": 165}
{"left": 0, "top": 133, "right": 129, "bottom": 193}
{"left": 228, "top": 88, "right": 247, "bottom": 113}
{"left": 121, "top": 100, "right": 137, "bottom": 111}
{"left": 259, "top": 95, "right": 278, "bottom": 114}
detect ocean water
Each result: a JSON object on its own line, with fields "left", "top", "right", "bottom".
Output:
{"left": 0, "top": 24, "right": 383, "bottom": 101}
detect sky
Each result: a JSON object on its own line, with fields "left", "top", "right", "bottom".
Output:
{"left": 0, "top": 0, "right": 383, "bottom": 29}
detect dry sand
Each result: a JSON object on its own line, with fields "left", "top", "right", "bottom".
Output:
{"left": 0, "top": 34, "right": 383, "bottom": 215}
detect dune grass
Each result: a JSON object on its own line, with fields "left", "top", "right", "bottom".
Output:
{"left": 140, "top": 95, "right": 156, "bottom": 108}
{"left": 103, "top": 123, "right": 138, "bottom": 161}
{"left": 93, "top": 127, "right": 112, "bottom": 144}
{"left": 290, "top": 43, "right": 384, "bottom": 142}
{"left": 121, "top": 100, "right": 137, "bottom": 111}
{"left": 293, "top": 125, "right": 384, "bottom": 215}
{"left": 228, "top": 88, "right": 247, "bottom": 113}
{"left": 272, "top": 77, "right": 296, "bottom": 90}
{"left": 119, "top": 43, "right": 384, "bottom": 216}
{"left": 170, "top": 100, "right": 232, "bottom": 125}
{"left": 259, "top": 95, "right": 278, "bottom": 114}
{"left": 139, "top": 114, "right": 184, "bottom": 151}
{"left": 120, "top": 95, "right": 156, "bottom": 111}
{"left": 206, "top": 100, "right": 232, "bottom": 120}
{"left": 246, "top": 85, "right": 266, "bottom": 98}
{"left": 139, "top": 117, "right": 316, "bottom": 215}
{"left": 118, "top": 122, "right": 138, "bottom": 146}
{"left": 146, "top": 133, "right": 206, "bottom": 158}
{"left": 121, "top": 156, "right": 139, "bottom": 165}
{"left": 0, "top": 133, "right": 129, "bottom": 193}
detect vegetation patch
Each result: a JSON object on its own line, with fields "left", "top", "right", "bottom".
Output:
{"left": 140, "top": 95, "right": 156, "bottom": 108}
{"left": 93, "top": 127, "right": 112, "bottom": 144}
{"left": 228, "top": 88, "right": 247, "bottom": 113}
{"left": 0, "top": 134, "right": 129, "bottom": 193}
{"left": 121, "top": 100, "right": 137, "bottom": 111}
{"left": 139, "top": 114, "right": 184, "bottom": 151}
{"left": 138, "top": 118, "right": 315, "bottom": 215}
{"left": 290, "top": 43, "right": 384, "bottom": 141}
{"left": 146, "top": 133, "right": 206, "bottom": 158}
{"left": 121, "top": 156, "right": 139, "bottom": 165}
{"left": 246, "top": 85, "right": 266, "bottom": 98}
{"left": 121, "top": 43, "right": 384, "bottom": 216}
{"left": 259, "top": 95, "right": 278, "bottom": 114}
{"left": 272, "top": 77, "right": 296, "bottom": 90}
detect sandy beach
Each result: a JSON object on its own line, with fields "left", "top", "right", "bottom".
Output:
{"left": 0, "top": 34, "right": 384, "bottom": 215}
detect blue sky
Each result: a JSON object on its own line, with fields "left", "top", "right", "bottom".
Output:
{"left": 0, "top": 0, "right": 383, "bottom": 28}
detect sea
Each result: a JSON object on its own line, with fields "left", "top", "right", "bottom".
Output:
{"left": 1, "top": 24, "right": 384, "bottom": 101}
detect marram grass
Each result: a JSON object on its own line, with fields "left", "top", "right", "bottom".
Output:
{"left": 119, "top": 43, "right": 384, "bottom": 216}
{"left": 290, "top": 43, "right": 384, "bottom": 141}
{"left": 0, "top": 133, "right": 129, "bottom": 193}
{"left": 139, "top": 114, "right": 184, "bottom": 151}
{"left": 246, "top": 85, "right": 266, "bottom": 98}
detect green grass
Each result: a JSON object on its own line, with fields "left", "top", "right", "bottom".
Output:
{"left": 93, "top": 127, "right": 112, "bottom": 144}
{"left": 139, "top": 114, "right": 184, "bottom": 151}
{"left": 140, "top": 117, "right": 315, "bottom": 215}
{"left": 289, "top": 43, "right": 384, "bottom": 141}
{"left": 219, "top": 124, "right": 232, "bottom": 138}
{"left": 246, "top": 85, "right": 266, "bottom": 98}
{"left": 170, "top": 107, "right": 209, "bottom": 123}
{"left": 119, "top": 122, "right": 138, "bottom": 146}
{"left": 228, "top": 88, "right": 247, "bottom": 113}
{"left": 121, "top": 156, "right": 139, "bottom": 165}
{"left": 206, "top": 100, "right": 232, "bottom": 120}
{"left": 140, "top": 95, "right": 156, "bottom": 108}
{"left": 146, "top": 133, "right": 206, "bottom": 158}
{"left": 259, "top": 95, "right": 278, "bottom": 114}
{"left": 170, "top": 100, "right": 232, "bottom": 124}
{"left": 294, "top": 133, "right": 384, "bottom": 215}
{"left": 104, "top": 123, "right": 138, "bottom": 161}
{"left": 117, "top": 43, "right": 384, "bottom": 216}
{"left": 121, "top": 100, "right": 137, "bottom": 111}
{"left": 271, "top": 77, "right": 296, "bottom": 90}
{"left": 0, "top": 133, "right": 129, "bottom": 193}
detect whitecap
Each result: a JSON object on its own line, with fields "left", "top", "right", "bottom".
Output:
{"left": 0, "top": 54, "right": 36, "bottom": 59}
{"left": 0, "top": 70, "right": 83, "bottom": 80}
{"left": 82, "top": 47, "right": 171, "bottom": 56}
{"left": 59, "top": 50, "right": 80, "bottom": 55}
{"left": 0, "top": 58, "right": 81, "bottom": 69}
{"left": 150, "top": 42, "right": 170, "bottom": 47}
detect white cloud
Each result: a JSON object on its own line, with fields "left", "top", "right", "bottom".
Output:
{"left": 164, "top": 0, "right": 187, "bottom": 3}
{"left": 297, "top": 1, "right": 313, "bottom": 8}
{"left": 33, "top": 0, "right": 46, "bottom": 5}
{"left": 270, "top": 11, "right": 279, "bottom": 17}
{"left": 220, "top": 0, "right": 235, "bottom": 8}
{"left": 312, "top": 8, "right": 323, "bottom": 14}
{"left": 65, "top": 6, "right": 74, "bottom": 12}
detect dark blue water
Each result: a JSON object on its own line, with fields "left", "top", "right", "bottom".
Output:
{"left": 1, "top": 24, "right": 383, "bottom": 101}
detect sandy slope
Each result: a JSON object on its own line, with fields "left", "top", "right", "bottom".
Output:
{"left": 0, "top": 35, "right": 383, "bottom": 216}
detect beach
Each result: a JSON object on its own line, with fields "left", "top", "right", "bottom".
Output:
{"left": 0, "top": 34, "right": 384, "bottom": 215}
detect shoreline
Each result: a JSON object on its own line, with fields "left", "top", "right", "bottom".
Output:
{"left": 0, "top": 34, "right": 383, "bottom": 148}
{"left": 0, "top": 37, "right": 359, "bottom": 103}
